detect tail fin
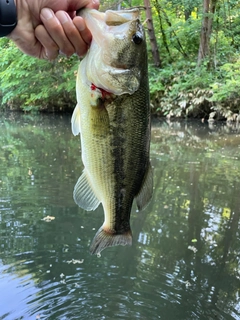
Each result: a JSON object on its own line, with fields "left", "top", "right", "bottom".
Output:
{"left": 89, "top": 227, "right": 132, "bottom": 255}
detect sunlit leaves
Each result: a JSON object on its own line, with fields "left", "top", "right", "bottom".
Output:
{"left": 147, "top": 0, "right": 240, "bottom": 117}
{"left": 0, "top": 39, "right": 78, "bottom": 111}
{"left": 0, "top": 0, "right": 239, "bottom": 116}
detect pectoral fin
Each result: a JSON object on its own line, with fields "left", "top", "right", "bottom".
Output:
{"left": 136, "top": 163, "right": 153, "bottom": 211}
{"left": 71, "top": 103, "right": 81, "bottom": 136}
{"left": 73, "top": 170, "right": 100, "bottom": 211}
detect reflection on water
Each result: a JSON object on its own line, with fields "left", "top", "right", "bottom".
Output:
{"left": 0, "top": 113, "right": 240, "bottom": 320}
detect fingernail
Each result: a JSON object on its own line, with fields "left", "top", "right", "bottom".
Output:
{"left": 76, "top": 17, "right": 86, "bottom": 31}
{"left": 57, "top": 11, "right": 69, "bottom": 24}
{"left": 92, "top": 0, "right": 100, "bottom": 7}
{"left": 41, "top": 8, "right": 54, "bottom": 20}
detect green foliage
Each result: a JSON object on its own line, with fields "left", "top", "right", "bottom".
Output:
{"left": 147, "top": 0, "right": 240, "bottom": 118}
{"left": 149, "top": 61, "right": 215, "bottom": 117}
{"left": 0, "top": 39, "right": 78, "bottom": 112}
{"left": 150, "top": 55, "right": 240, "bottom": 118}
{"left": 211, "top": 59, "right": 240, "bottom": 104}
{"left": 0, "top": 0, "right": 240, "bottom": 116}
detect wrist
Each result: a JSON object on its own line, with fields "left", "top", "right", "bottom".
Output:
{"left": 0, "top": 0, "right": 17, "bottom": 37}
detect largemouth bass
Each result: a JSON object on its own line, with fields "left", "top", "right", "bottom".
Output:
{"left": 71, "top": 8, "right": 153, "bottom": 255}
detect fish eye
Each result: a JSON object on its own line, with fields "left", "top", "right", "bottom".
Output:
{"left": 132, "top": 32, "right": 143, "bottom": 45}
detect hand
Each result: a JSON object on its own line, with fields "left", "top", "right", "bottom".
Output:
{"left": 8, "top": 0, "right": 99, "bottom": 59}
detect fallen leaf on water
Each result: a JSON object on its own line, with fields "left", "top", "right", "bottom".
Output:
{"left": 188, "top": 245, "right": 198, "bottom": 253}
{"left": 185, "top": 280, "right": 192, "bottom": 287}
{"left": 41, "top": 215, "right": 55, "bottom": 222}
{"left": 67, "top": 259, "right": 84, "bottom": 264}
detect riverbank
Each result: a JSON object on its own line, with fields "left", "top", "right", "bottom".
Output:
{"left": 149, "top": 59, "right": 240, "bottom": 121}
{"left": 0, "top": 39, "right": 239, "bottom": 120}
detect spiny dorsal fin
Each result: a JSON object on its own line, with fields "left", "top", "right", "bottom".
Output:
{"left": 89, "top": 227, "right": 132, "bottom": 255}
{"left": 71, "top": 103, "right": 81, "bottom": 136}
{"left": 73, "top": 170, "right": 100, "bottom": 211}
{"left": 136, "top": 163, "right": 153, "bottom": 211}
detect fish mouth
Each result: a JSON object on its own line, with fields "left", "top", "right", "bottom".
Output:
{"left": 78, "top": 8, "right": 140, "bottom": 50}
{"left": 78, "top": 8, "right": 140, "bottom": 25}
{"left": 79, "top": 8, "right": 142, "bottom": 95}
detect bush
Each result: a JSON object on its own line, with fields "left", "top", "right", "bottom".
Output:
{"left": 149, "top": 55, "right": 240, "bottom": 119}
{"left": 0, "top": 39, "right": 78, "bottom": 112}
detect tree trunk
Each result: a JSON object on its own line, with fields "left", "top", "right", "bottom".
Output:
{"left": 197, "top": 0, "right": 218, "bottom": 66}
{"left": 154, "top": 0, "right": 172, "bottom": 61}
{"left": 144, "top": 0, "right": 161, "bottom": 67}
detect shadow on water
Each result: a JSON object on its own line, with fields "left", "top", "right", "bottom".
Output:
{"left": 0, "top": 113, "right": 240, "bottom": 319}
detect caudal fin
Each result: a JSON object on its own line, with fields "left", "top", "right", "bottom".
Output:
{"left": 89, "top": 227, "right": 132, "bottom": 255}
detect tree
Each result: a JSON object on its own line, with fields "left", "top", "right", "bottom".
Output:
{"left": 0, "top": 38, "right": 78, "bottom": 111}
{"left": 197, "top": 0, "right": 218, "bottom": 65}
{"left": 144, "top": 0, "right": 161, "bottom": 67}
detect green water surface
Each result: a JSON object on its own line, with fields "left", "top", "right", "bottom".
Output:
{"left": 0, "top": 113, "right": 240, "bottom": 320}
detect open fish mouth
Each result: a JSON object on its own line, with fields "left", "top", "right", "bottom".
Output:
{"left": 78, "top": 8, "right": 144, "bottom": 64}
{"left": 77, "top": 9, "right": 144, "bottom": 95}
{"left": 77, "top": 8, "right": 140, "bottom": 23}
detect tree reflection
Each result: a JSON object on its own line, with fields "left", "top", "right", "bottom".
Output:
{"left": 0, "top": 115, "right": 240, "bottom": 319}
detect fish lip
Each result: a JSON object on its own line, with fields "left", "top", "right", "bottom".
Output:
{"left": 77, "top": 8, "right": 140, "bottom": 19}
{"left": 79, "top": 8, "right": 142, "bottom": 95}
{"left": 77, "top": 8, "right": 141, "bottom": 49}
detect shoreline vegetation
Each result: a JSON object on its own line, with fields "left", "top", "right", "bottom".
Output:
{"left": 0, "top": 1, "right": 239, "bottom": 121}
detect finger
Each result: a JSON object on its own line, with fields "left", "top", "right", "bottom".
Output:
{"left": 67, "top": 11, "right": 75, "bottom": 20}
{"left": 41, "top": 0, "right": 98, "bottom": 12}
{"left": 40, "top": 8, "right": 75, "bottom": 57}
{"left": 86, "top": 0, "right": 100, "bottom": 9}
{"left": 67, "top": 1, "right": 100, "bottom": 19}
{"left": 73, "top": 16, "right": 92, "bottom": 46}
{"left": 56, "top": 11, "right": 89, "bottom": 57}
{"left": 35, "top": 25, "right": 59, "bottom": 60}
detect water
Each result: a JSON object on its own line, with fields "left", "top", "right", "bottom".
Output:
{"left": 0, "top": 113, "right": 240, "bottom": 320}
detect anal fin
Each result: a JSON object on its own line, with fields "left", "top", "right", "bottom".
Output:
{"left": 89, "top": 227, "right": 132, "bottom": 255}
{"left": 136, "top": 162, "right": 153, "bottom": 211}
{"left": 73, "top": 170, "right": 100, "bottom": 211}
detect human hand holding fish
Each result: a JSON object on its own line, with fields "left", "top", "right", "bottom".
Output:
{"left": 72, "top": 8, "right": 153, "bottom": 255}
{"left": 6, "top": 0, "right": 99, "bottom": 59}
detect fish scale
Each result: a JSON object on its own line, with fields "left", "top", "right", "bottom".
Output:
{"left": 71, "top": 8, "right": 153, "bottom": 255}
